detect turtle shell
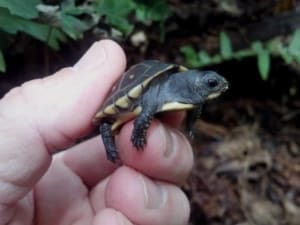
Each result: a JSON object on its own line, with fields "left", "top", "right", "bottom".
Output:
{"left": 93, "top": 60, "right": 187, "bottom": 130}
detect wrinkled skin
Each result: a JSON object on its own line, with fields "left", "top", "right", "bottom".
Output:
{"left": 0, "top": 40, "right": 194, "bottom": 225}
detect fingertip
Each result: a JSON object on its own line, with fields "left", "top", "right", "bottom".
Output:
{"left": 105, "top": 167, "right": 190, "bottom": 225}
{"left": 74, "top": 39, "right": 126, "bottom": 74}
{"left": 94, "top": 208, "right": 132, "bottom": 225}
{"left": 117, "top": 120, "right": 194, "bottom": 184}
{"left": 158, "top": 111, "right": 186, "bottom": 128}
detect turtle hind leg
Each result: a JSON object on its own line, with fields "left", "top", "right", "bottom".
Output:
{"left": 99, "top": 121, "right": 119, "bottom": 162}
{"left": 131, "top": 111, "right": 154, "bottom": 150}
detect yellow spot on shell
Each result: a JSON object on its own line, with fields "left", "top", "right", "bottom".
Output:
{"left": 142, "top": 77, "right": 154, "bottom": 87}
{"left": 128, "top": 85, "right": 143, "bottom": 98}
{"left": 116, "top": 96, "right": 130, "bottom": 108}
{"left": 179, "top": 65, "right": 188, "bottom": 71}
{"left": 93, "top": 111, "right": 104, "bottom": 124}
{"left": 104, "top": 105, "right": 117, "bottom": 115}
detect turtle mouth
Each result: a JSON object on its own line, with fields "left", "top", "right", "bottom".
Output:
{"left": 220, "top": 81, "right": 229, "bottom": 93}
{"left": 207, "top": 82, "right": 229, "bottom": 99}
{"left": 207, "top": 92, "right": 221, "bottom": 99}
{"left": 223, "top": 83, "right": 229, "bottom": 92}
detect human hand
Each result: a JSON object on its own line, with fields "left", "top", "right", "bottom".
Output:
{"left": 0, "top": 40, "right": 194, "bottom": 225}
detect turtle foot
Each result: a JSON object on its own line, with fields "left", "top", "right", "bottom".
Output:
{"left": 107, "top": 150, "right": 121, "bottom": 164}
{"left": 131, "top": 131, "right": 147, "bottom": 150}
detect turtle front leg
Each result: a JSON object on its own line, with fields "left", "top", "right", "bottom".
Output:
{"left": 131, "top": 112, "right": 154, "bottom": 150}
{"left": 186, "top": 105, "right": 203, "bottom": 138}
{"left": 99, "top": 121, "right": 119, "bottom": 162}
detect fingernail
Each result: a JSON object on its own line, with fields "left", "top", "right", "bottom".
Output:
{"left": 140, "top": 175, "right": 166, "bottom": 209}
{"left": 73, "top": 41, "right": 107, "bottom": 72}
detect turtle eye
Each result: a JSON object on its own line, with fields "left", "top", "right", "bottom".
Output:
{"left": 207, "top": 78, "right": 219, "bottom": 88}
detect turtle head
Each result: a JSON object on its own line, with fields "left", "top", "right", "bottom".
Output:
{"left": 193, "top": 70, "right": 229, "bottom": 100}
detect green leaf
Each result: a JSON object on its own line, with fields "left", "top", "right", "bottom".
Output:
{"left": 135, "top": 7, "right": 146, "bottom": 22}
{"left": 257, "top": 50, "right": 270, "bottom": 80}
{"left": 110, "top": 17, "right": 134, "bottom": 35}
{"left": 0, "top": 0, "right": 40, "bottom": 19}
{"left": 294, "top": 54, "right": 300, "bottom": 64}
{"left": 0, "top": 8, "right": 66, "bottom": 49}
{"left": 210, "top": 55, "right": 222, "bottom": 64}
{"left": 289, "top": 30, "right": 300, "bottom": 52}
{"left": 134, "top": 0, "right": 170, "bottom": 41}
{"left": 95, "top": 0, "right": 135, "bottom": 34}
{"left": 180, "top": 45, "right": 201, "bottom": 67}
{"left": 61, "top": 0, "right": 92, "bottom": 15}
{"left": 198, "top": 50, "right": 211, "bottom": 65}
{"left": 59, "top": 13, "right": 89, "bottom": 39}
{"left": 0, "top": 49, "right": 6, "bottom": 72}
{"left": 279, "top": 46, "right": 293, "bottom": 64}
{"left": 234, "top": 49, "right": 254, "bottom": 59}
{"left": 135, "top": 0, "right": 170, "bottom": 24}
{"left": 288, "top": 29, "right": 300, "bottom": 60}
{"left": 251, "top": 41, "right": 263, "bottom": 53}
{"left": 220, "top": 31, "right": 232, "bottom": 59}
{"left": 36, "top": 2, "right": 94, "bottom": 40}
{"left": 251, "top": 41, "right": 271, "bottom": 80}
{"left": 266, "top": 39, "right": 280, "bottom": 52}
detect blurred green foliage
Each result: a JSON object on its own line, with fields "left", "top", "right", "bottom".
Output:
{"left": 94, "top": 0, "right": 170, "bottom": 34}
{"left": 0, "top": 0, "right": 170, "bottom": 72}
{"left": 0, "top": 0, "right": 299, "bottom": 81}
{"left": 181, "top": 30, "right": 300, "bottom": 80}
{"left": 94, "top": 0, "right": 135, "bottom": 34}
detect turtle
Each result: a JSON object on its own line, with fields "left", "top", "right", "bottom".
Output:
{"left": 93, "top": 60, "right": 228, "bottom": 162}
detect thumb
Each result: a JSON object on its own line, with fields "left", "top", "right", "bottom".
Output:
{"left": 0, "top": 40, "right": 126, "bottom": 211}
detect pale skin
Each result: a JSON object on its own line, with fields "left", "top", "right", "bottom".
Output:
{"left": 0, "top": 40, "right": 194, "bottom": 225}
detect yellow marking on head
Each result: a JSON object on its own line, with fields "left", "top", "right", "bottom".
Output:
{"left": 161, "top": 102, "right": 195, "bottom": 112}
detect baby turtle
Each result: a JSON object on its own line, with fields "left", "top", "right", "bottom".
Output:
{"left": 93, "top": 60, "right": 228, "bottom": 162}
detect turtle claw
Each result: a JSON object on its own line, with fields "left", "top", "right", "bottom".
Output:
{"left": 107, "top": 150, "right": 120, "bottom": 163}
{"left": 188, "top": 129, "right": 195, "bottom": 140}
{"left": 131, "top": 133, "right": 147, "bottom": 150}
